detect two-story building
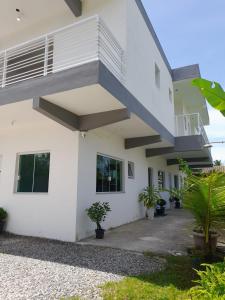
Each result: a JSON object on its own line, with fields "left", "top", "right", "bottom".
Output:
{"left": 0, "top": 0, "right": 212, "bottom": 241}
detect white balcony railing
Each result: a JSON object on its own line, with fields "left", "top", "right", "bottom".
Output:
{"left": 0, "top": 15, "right": 125, "bottom": 88}
{"left": 175, "top": 113, "right": 209, "bottom": 144}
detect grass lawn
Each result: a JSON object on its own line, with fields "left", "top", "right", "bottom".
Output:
{"left": 101, "top": 254, "right": 198, "bottom": 300}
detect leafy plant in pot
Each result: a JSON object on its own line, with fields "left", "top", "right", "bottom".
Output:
{"left": 0, "top": 208, "right": 8, "bottom": 233}
{"left": 183, "top": 172, "right": 225, "bottom": 257}
{"left": 86, "top": 202, "right": 111, "bottom": 239}
{"left": 138, "top": 186, "right": 160, "bottom": 220}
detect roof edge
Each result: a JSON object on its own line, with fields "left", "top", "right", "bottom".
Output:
{"left": 172, "top": 64, "right": 201, "bottom": 82}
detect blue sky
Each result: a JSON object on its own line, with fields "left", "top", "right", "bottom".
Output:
{"left": 142, "top": 0, "right": 225, "bottom": 162}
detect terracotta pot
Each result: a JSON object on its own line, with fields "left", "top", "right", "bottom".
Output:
{"left": 193, "top": 231, "right": 218, "bottom": 253}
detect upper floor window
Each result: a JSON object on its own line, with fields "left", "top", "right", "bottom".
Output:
{"left": 16, "top": 152, "right": 50, "bottom": 193}
{"left": 158, "top": 170, "right": 165, "bottom": 189}
{"left": 96, "top": 154, "right": 123, "bottom": 193}
{"left": 155, "top": 63, "right": 160, "bottom": 88}
{"left": 169, "top": 88, "right": 173, "bottom": 103}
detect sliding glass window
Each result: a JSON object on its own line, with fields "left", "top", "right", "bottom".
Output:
{"left": 96, "top": 154, "right": 123, "bottom": 193}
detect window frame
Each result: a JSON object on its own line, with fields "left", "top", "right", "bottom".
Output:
{"left": 128, "top": 161, "right": 135, "bottom": 179}
{"left": 169, "top": 88, "right": 173, "bottom": 103}
{"left": 96, "top": 153, "right": 124, "bottom": 194}
{"left": 14, "top": 150, "right": 51, "bottom": 194}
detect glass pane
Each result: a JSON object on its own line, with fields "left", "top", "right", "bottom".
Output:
{"left": 33, "top": 153, "right": 50, "bottom": 192}
{"left": 102, "top": 156, "right": 110, "bottom": 192}
{"left": 17, "top": 154, "right": 34, "bottom": 192}
{"left": 117, "top": 160, "right": 122, "bottom": 192}
{"left": 110, "top": 159, "right": 117, "bottom": 192}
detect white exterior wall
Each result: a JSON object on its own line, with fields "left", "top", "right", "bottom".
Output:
{"left": 0, "top": 125, "right": 79, "bottom": 242}
{"left": 125, "top": 0, "right": 175, "bottom": 135}
{"left": 76, "top": 128, "right": 179, "bottom": 240}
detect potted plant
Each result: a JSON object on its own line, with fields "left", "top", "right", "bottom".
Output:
{"left": 156, "top": 198, "right": 167, "bottom": 216}
{"left": 0, "top": 208, "right": 8, "bottom": 233}
{"left": 86, "top": 202, "right": 111, "bottom": 239}
{"left": 138, "top": 186, "right": 160, "bottom": 220}
{"left": 183, "top": 172, "right": 225, "bottom": 256}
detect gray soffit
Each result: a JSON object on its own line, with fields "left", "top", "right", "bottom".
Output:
{"left": 172, "top": 64, "right": 201, "bottom": 82}
{"left": 167, "top": 157, "right": 210, "bottom": 166}
{"left": 134, "top": 0, "right": 171, "bottom": 74}
{"left": 125, "top": 135, "right": 161, "bottom": 149}
{"left": 146, "top": 135, "right": 205, "bottom": 157}
{"left": 0, "top": 60, "right": 174, "bottom": 145}
{"left": 33, "top": 97, "right": 130, "bottom": 131}
{"left": 98, "top": 62, "right": 175, "bottom": 145}
{"left": 64, "top": 0, "right": 82, "bottom": 17}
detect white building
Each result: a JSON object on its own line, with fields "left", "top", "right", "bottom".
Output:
{"left": 0, "top": 0, "right": 212, "bottom": 242}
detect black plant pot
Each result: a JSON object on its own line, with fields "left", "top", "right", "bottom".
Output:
{"left": 95, "top": 228, "right": 105, "bottom": 239}
{"left": 156, "top": 207, "right": 165, "bottom": 216}
{"left": 175, "top": 201, "right": 181, "bottom": 209}
{"left": 0, "top": 220, "right": 6, "bottom": 233}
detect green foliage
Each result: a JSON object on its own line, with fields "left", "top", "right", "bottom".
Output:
{"left": 183, "top": 172, "right": 225, "bottom": 245}
{"left": 190, "top": 261, "right": 225, "bottom": 299}
{"left": 214, "top": 160, "right": 222, "bottom": 166}
{"left": 0, "top": 208, "right": 7, "bottom": 220}
{"left": 178, "top": 158, "right": 193, "bottom": 177}
{"left": 139, "top": 186, "right": 160, "bottom": 217}
{"left": 86, "top": 202, "right": 111, "bottom": 230}
{"left": 193, "top": 78, "right": 225, "bottom": 117}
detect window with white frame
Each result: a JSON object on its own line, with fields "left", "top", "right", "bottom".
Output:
{"left": 96, "top": 154, "right": 123, "bottom": 193}
{"left": 158, "top": 171, "right": 165, "bottom": 189}
{"left": 128, "top": 161, "right": 135, "bottom": 179}
{"left": 16, "top": 152, "right": 50, "bottom": 193}
{"left": 155, "top": 63, "right": 160, "bottom": 88}
{"left": 174, "top": 175, "right": 179, "bottom": 189}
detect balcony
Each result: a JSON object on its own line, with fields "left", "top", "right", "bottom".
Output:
{"left": 175, "top": 113, "right": 209, "bottom": 144}
{"left": 0, "top": 15, "right": 125, "bottom": 89}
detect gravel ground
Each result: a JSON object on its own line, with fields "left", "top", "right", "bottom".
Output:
{"left": 0, "top": 234, "right": 164, "bottom": 300}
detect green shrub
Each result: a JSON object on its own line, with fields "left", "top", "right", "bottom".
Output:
{"left": 190, "top": 261, "right": 225, "bottom": 299}
{"left": 0, "top": 208, "right": 7, "bottom": 220}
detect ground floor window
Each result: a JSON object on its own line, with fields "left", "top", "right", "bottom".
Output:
{"left": 174, "top": 175, "right": 179, "bottom": 189}
{"left": 16, "top": 152, "right": 50, "bottom": 193}
{"left": 158, "top": 171, "right": 165, "bottom": 189}
{"left": 128, "top": 161, "right": 135, "bottom": 179}
{"left": 96, "top": 154, "right": 123, "bottom": 193}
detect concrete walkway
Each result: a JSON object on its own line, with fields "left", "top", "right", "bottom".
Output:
{"left": 80, "top": 209, "right": 194, "bottom": 255}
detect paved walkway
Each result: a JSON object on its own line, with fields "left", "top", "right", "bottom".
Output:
{"left": 80, "top": 209, "right": 194, "bottom": 255}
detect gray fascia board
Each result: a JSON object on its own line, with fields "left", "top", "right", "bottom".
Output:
{"left": 64, "top": 0, "right": 82, "bottom": 17}
{"left": 134, "top": 0, "right": 172, "bottom": 74}
{"left": 189, "top": 164, "right": 213, "bottom": 169}
{"left": 167, "top": 157, "right": 210, "bottom": 166}
{"left": 79, "top": 109, "right": 131, "bottom": 131}
{"left": 0, "top": 60, "right": 175, "bottom": 146}
{"left": 172, "top": 64, "right": 201, "bottom": 82}
{"left": 125, "top": 135, "right": 161, "bottom": 149}
{"left": 33, "top": 97, "right": 79, "bottom": 130}
{"left": 98, "top": 62, "right": 174, "bottom": 145}
{"left": 0, "top": 61, "right": 99, "bottom": 106}
{"left": 146, "top": 135, "right": 205, "bottom": 157}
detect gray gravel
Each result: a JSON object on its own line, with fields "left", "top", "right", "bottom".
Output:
{"left": 0, "top": 234, "right": 164, "bottom": 300}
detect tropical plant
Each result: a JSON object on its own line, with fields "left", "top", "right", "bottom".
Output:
{"left": 190, "top": 260, "right": 225, "bottom": 299}
{"left": 193, "top": 78, "right": 225, "bottom": 117}
{"left": 183, "top": 172, "right": 225, "bottom": 249}
{"left": 214, "top": 160, "right": 222, "bottom": 166}
{"left": 0, "top": 208, "right": 7, "bottom": 220}
{"left": 138, "top": 186, "right": 160, "bottom": 218}
{"left": 86, "top": 202, "right": 111, "bottom": 230}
